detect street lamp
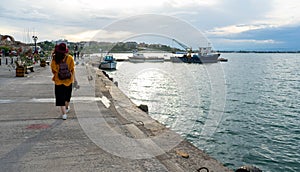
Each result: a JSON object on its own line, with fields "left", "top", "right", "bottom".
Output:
{"left": 32, "top": 36, "right": 38, "bottom": 53}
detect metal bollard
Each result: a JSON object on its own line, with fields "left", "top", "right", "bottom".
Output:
{"left": 6, "top": 58, "right": 8, "bottom": 65}
{"left": 197, "top": 167, "right": 209, "bottom": 172}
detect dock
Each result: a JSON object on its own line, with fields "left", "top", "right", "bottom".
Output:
{"left": 0, "top": 57, "right": 232, "bottom": 171}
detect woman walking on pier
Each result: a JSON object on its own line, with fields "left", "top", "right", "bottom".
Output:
{"left": 51, "top": 43, "right": 75, "bottom": 120}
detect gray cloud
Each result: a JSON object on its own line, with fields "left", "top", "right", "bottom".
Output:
{"left": 210, "top": 24, "right": 300, "bottom": 50}
{"left": 0, "top": 0, "right": 299, "bottom": 50}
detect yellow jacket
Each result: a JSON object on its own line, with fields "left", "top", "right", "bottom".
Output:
{"left": 51, "top": 54, "right": 75, "bottom": 86}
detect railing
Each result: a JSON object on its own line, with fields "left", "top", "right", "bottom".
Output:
{"left": 0, "top": 56, "right": 19, "bottom": 71}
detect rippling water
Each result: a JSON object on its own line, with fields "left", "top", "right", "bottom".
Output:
{"left": 106, "top": 53, "right": 300, "bottom": 172}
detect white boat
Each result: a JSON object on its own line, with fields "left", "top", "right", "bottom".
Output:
{"left": 128, "top": 53, "right": 164, "bottom": 63}
{"left": 99, "top": 55, "right": 117, "bottom": 69}
{"left": 128, "top": 53, "right": 145, "bottom": 63}
{"left": 198, "top": 47, "right": 219, "bottom": 63}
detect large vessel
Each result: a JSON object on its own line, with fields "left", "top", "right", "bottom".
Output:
{"left": 198, "top": 47, "right": 220, "bottom": 63}
{"left": 171, "top": 47, "right": 220, "bottom": 63}
{"left": 128, "top": 52, "right": 164, "bottom": 63}
{"left": 99, "top": 55, "right": 117, "bottom": 70}
{"left": 128, "top": 53, "right": 146, "bottom": 63}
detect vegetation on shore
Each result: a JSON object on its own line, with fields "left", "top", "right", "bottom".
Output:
{"left": 2, "top": 40, "right": 299, "bottom": 56}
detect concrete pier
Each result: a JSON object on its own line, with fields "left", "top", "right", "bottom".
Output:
{"left": 0, "top": 58, "right": 232, "bottom": 171}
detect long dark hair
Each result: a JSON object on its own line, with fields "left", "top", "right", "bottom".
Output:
{"left": 53, "top": 51, "right": 66, "bottom": 64}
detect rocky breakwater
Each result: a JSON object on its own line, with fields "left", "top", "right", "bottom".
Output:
{"left": 92, "top": 66, "right": 233, "bottom": 172}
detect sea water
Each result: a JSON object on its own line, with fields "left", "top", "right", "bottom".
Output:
{"left": 106, "top": 53, "right": 300, "bottom": 172}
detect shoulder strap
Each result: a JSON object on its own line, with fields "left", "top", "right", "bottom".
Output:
{"left": 62, "top": 55, "right": 68, "bottom": 63}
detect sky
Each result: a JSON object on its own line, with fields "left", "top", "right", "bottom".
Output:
{"left": 1, "top": 0, "right": 300, "bottom": 51}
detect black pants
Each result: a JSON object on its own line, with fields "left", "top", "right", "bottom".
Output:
{"left": 55, "top": 84, "right": 72, "bottom": 106}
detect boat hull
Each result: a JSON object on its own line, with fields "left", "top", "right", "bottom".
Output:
{"left": 199, "top": 54, "right": 220, "bottom": 63}
{"left": 128, "top": 57, "right": 145, "bottom": 63}
{"left": 128, "top": 57, "right": 164, "bottom": 63}
{"left": 99, "top": 62, "right": 116, "bottom": 69}
{"left": 170, "top": 53, "right": 220, "bottom": 63}
{"left": 145, "top": 57, "right": 164, "bottom": 62}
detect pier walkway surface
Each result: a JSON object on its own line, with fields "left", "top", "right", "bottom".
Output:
{"left": 0, "top": 56, "right": 232, "bottom": 172}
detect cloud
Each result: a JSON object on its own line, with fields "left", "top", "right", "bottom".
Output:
{"left": 207, "top": 24, "right": 273, "bottom": 35}
{"left": 1, "top": 0, "right": 300, "bottom": 50}
{"left": 206, "top": 0, "right": 300, "bottom": 34}
{"left": 267, "top": 0, "right": 300, "bottom": 26}
{"left": 218, "top": 39, "right": 281, "bottom": 44}
{"left": 65, "top": 29, "right": 134, "bottom": 42}
{"left": 211, "top": 24, "right": 300, "bottom": 50}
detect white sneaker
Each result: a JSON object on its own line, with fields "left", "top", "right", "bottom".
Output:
{"left": 62, "top": 114, "right": 67, "bottom": 120}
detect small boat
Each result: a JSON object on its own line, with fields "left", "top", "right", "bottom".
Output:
{"left": 218, "top": 57, "right": 228, "bottom": 62}
{"left": 99, "top": 55, "right": 117, "bottom": 70}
